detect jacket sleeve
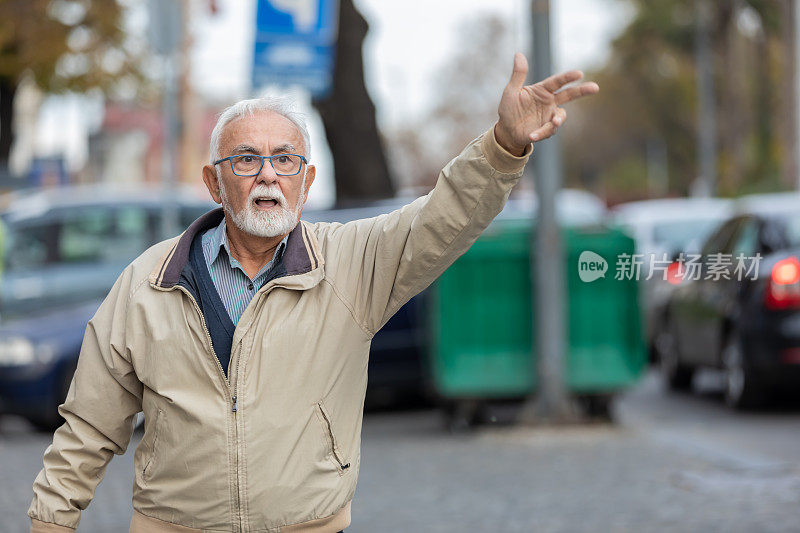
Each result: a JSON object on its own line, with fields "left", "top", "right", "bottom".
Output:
{"left": 319, "top": 123, "right": 531, "bottom": 335}
{"left": 27, "top": 266, "right": 144, "bottom": 531}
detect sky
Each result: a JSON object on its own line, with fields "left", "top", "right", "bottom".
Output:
{"left": 35, "top": 0, "right": 632, "bottom": 208}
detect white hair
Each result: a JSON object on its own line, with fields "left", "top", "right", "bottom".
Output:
{"left": 209, "top": 95, "right": 311, "bottom": 164}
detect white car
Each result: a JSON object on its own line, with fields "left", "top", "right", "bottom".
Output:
{"left": 611, "top": 197, "right": 734, "bottom": 357}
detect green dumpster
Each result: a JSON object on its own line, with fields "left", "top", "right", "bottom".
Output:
{"left": 428, "top": 217, "right": 646, "bottom": 424}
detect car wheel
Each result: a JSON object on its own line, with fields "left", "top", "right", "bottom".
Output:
{"left": 578, "top": 394, "right": 614, "bottom": 422}
{"left": 657, "top": 322, "right": 693, "bottom": 391}
{"left": 442, "top": 400, "right": 483, "bottom": 433}
{"left": 722, "top": 333, "right": 762, "bottom": 410}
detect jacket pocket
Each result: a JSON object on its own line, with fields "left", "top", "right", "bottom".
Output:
{"left": 315, "top": 400, "right": 351, "bottom": 474}
{"left": 142, "top": 408, "right": 164, "bottom": 483}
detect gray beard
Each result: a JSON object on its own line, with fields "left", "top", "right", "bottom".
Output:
{"left": 218, "top": 172, "right": 306, "bottom": 238}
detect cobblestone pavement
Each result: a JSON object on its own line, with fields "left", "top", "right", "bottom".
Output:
{"left": 2, "top": 370, "right": 799, "bottom": 532}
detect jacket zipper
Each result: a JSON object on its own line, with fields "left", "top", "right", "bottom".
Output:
{"left": 175, "top": 275, "right": 300, "bottom": 531}
{"left": 232, "top": 339, "right": 244, "bottom": 532}
{"left": 174, "top": 285, "right": 244, "bottom": 533}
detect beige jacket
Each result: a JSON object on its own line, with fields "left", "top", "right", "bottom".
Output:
{"left": 28, "top": 126, "right": 530, "bottom": 532}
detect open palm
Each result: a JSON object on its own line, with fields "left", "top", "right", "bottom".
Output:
{"left": 495, "top": 53, "right": 599, "bottom": 155}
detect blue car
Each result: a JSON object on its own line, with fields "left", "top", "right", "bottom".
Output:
{"left": 0, "top": 190, "right": 435, "bottom": 430}
{"left": 0, "top": 186, "right": 214, "bottom": 430}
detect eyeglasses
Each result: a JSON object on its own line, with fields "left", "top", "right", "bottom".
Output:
{"left": 213, "top": 153, "right": 308, "bottom": 177}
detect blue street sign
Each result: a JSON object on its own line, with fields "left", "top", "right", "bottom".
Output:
{"left": 252, "top": 0, "right": 339, "bottom": 97}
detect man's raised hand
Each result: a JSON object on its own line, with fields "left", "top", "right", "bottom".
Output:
{"left": 494, "top": 52, "right": 599, "bottom": 156}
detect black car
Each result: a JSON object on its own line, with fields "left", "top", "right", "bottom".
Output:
{"left": 302, "top": 199, "right": 432, "bottom": 408}
{"left": 658, "top": 192, "right": 800, "bottom": 409}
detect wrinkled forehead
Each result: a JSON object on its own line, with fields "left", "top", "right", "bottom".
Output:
{"left": 220, "top": 110, "right": 306, "bottom": 156}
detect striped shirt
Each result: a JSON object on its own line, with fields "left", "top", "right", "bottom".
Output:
{"left": 201, "top": 218, "right": 289, "bottom": 325}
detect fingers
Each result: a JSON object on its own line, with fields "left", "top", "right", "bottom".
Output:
{"left": 530, "top": 107, "right": 567, "bottom": 142}
{"left": 553, "top": 106, "right": 567, "bottom": 126}
{"left": 554, "top": 81, "right": 600, "bottom": 105}
{"left": 539, "top": 70, "right": 584, "bottom": 93}
{"left": 507, "top": 52, "right": 528, "bottom": 90}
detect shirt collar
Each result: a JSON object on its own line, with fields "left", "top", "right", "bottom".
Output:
{"left": 207, "top": 217, "right": 291, "bottom": 273}
{"left": 206, "top": 217, "right": 228, "bottom": 266}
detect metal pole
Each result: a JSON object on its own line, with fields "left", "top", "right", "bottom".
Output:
{"left": 647, "top": 138, "right": 669, "bottom": 198}
{"left": 160, "top": 54, "right": 180, "bottom": 238}
{"left": 149, "top": 0, "right": 183, "bottom": 238}
{"left": 519, "top": 0, "right": 572, "bottom": 423}
{"left": 695, "top": 0, "right": 716, "bottom": 197}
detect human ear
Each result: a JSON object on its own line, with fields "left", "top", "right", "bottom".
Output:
{"left": 302, "top": 165, "right": 316, "bottom": 201}
{"left": 202, "top": 165, "right": 223, "bottom": 204}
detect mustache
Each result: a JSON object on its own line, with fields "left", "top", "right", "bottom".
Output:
{"left": 248, "top": 184, "right": 287, "bottom": 208}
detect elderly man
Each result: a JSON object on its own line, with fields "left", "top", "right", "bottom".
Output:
{"left": 28, "top": 53, "right": 597, "bottom": 532}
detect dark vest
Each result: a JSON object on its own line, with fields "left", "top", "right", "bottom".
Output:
{"left": 180, "top": 234, "right": 236, "bottom": 378}
{"left": 172, "top": 216, "right": 294, "bottom": 379}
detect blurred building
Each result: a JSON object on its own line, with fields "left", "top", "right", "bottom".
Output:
{"left": 85, "top": 100, "right": 218, "bottom": 186}
{"left": 85, "top": 103, "right": 160, "bottom": 185}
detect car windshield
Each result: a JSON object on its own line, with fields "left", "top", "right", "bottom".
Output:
{"left": 3, "top": 206, "right": 154, "bottom": 273}
{"left": 652, "top": 218, "right": 724, "bottom": 253}
{"left": 0, "top": 201, "right": 211, "bottom": 322}
{"left": 769, "top": 212, "right": 800, "bottom": 249}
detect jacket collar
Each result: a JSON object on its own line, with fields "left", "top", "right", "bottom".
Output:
{"left": 149, "top": 207, "right": 324, "bottom": 290}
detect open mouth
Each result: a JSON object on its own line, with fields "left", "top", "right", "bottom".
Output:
{"left": 254, "top": 198, "right": 279, "bottom": 208}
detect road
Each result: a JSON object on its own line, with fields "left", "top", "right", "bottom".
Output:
{"left": 2, "top": 370, "right": 799, "bottom": 532}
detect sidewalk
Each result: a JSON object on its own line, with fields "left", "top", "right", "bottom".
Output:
{"left": 5, "top": 372, "right": 799, "bottom": 532}
{"left": 349, "top": 408, "right": 799, "bottom": 532}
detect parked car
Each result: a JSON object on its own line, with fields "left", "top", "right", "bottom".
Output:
{"left": 611, "top": 198, "right": 733, "bottom": 358}
{"left": 658, "top": 192, "right": 800, "bottom": 408}
{"left": 508, "top": 188, "right": 609, "bottom": 226}
{"left": 0, "top": 185, "right": 214, "bottom": 430}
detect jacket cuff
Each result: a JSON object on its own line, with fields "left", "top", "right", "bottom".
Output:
{"left": 481, "top": 122, "right": 532, "bottom": 174}
{"left": 30, "top": 518, "right": 75, "bottom": 533}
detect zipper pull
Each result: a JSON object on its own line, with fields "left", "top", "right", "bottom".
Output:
{"left": 232, "top": 395, "right": 237, "bottom": 412}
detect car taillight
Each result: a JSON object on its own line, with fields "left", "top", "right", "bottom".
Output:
{"left": 666, "top": 261, "right": 684, "bottom": 285}
{"left": 765, "top": 256, "right": 800, "bottom": 310}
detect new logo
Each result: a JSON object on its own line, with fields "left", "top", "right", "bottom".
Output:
{"left": 578, "top": 251, "right": 608, "bottom": 282}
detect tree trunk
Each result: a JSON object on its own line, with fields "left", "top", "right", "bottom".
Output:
{"left": 312, "top": 0, "right": 394, "bottom": 207}
{"left": 0, "top": 78, "right": 16, "bottom": 172}
{"left": 754, "top": 32, "right": 775, "bottom": 182}
{"left": 716, "top": 0, "right": 745, "bottom": 193}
